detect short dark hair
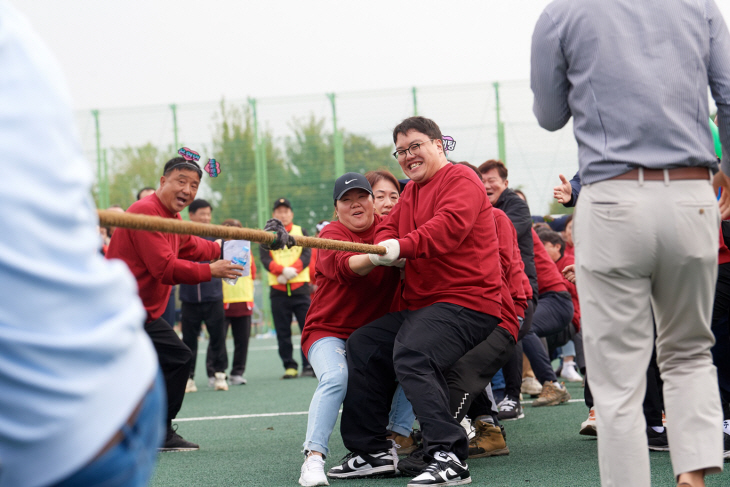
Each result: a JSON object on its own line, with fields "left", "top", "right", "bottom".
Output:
{"left": 536, "top": 228, "right": 565, "bottom": 259}
{"left": 392, "top": 116, "right": 443, "bottom": 144}
{"left": 189, "top": 199, "right": 212, "bottom": 214}
{"left": 136, "top": 187, "right": 155, "bottom": 200}
{"left": 478, "top": 159, "right": 508, "bottom": 180}
{"left": 163, "top": 157, "right": 202, "bottom": 180}
{"left": 365, "top": 170, "right": 400, "bottom": 193}
{"left": 453, "top": 161, "right": 481, "bottom": 180}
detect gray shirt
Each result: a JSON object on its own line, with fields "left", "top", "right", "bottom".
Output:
{"left": 531, "top": 0, "right": 730, "bottom": 184}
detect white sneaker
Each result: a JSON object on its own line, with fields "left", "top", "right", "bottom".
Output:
{"left": 229, "top": 375, "right": 247, "bottom": 385}
{"left": 460, "top": 417, "right": 476, "bottom": 440}
{"left": 521, "top": 376, "right": 543, "bottom": 396}
{"left": 299, "top": 454, "right": 329, "bottom": 486}
{"left": 579, "top": 407, "right": 597, "bottom": 436}
{"left": 560, "top": 361, "right": 583, "bottom": 382}
{"left": 214, "top": 372, "right": 228, "bottom": 391}
{"left": 185, "top": 378, "right": 197, "bottom": 393}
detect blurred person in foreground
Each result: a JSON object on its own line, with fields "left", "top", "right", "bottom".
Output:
{"left": 531, "top": 0, "right": 730, "bottom": 484}
{"left": 0, "top": 3, "right": 164, "bottom": 486}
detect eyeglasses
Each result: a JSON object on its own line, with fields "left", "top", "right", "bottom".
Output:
{"left": 392, "top": 139, "right": 433, "bottom": 160}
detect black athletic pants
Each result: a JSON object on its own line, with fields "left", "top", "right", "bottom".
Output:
{"left": 143, "top": 317, "right": 192, "bottom": 426}
{"left": 711, "top": 263, "right": 730, "bottom": 419}
{"left": 446, "top": 326, "right": 516, "bottom": 423}
{"left": 270, "top": 293, "right": 310, "bottom": 370}
{"left": 503, "top": 299, "right": 536, "bottom": 399}
{"left": 181, "top": 300, "right": 227, "bottom": 378}
{"left": 207, "top": 316, "right": 251, "bottom": 377}
{"left": 340, "top": 303, "right": 500, "bottom": 462}
{"left": 521, "top": 291, "right": 573, "bottom": 384}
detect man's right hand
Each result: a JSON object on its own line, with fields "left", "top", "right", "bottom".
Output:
{"left": 210, "top": 260, "right": 244, "bottom": 279}
{"left": 553, "top": 174, "right": 572, "bottom": 204}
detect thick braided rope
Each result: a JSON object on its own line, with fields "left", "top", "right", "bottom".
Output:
{"left": 98, "top": 210, "right": 387, "bottom": 255}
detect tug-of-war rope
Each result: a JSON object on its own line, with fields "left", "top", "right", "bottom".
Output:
{"left": 97, "top": 210, "right": 387, "bottom": 255}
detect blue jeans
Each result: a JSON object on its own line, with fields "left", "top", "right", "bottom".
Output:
{"left": 388, "top": 384, "right": 416, "bottom": 437}
{"left": 53, "top": 372, "right": 166, "bottom": 487}
{"left": 303, "top": 337, "right": 348, "bottom": 457}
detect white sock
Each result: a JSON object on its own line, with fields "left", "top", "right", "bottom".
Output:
{"left": 723, "top": 420, "right": 729, "bottom": 435}
{"left": 651, "top": 426, "right": 664, "bottom": 434}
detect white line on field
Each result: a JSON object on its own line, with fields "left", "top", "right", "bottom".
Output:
{"left": 175, "top": 399, "right": 585, "bottom": 422}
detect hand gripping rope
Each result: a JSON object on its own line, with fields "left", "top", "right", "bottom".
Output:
{"left": 97, "top": 210, "right": 387, "bottom": 255}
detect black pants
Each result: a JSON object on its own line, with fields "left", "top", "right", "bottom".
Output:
{"left": 340, "top": 303, "right": 500, "bottom": 462}
{"left": 445, "top": 326, "right": 516, "bottom": 422}
{"left": 584, "top": 343, "right": 664, "bottom": 427}
{"left": 143, "top": 317, "right": 192, "bottom": 426}
{"left": 521, "top": 291, "right": 573, "bottom": 384}
{"left": 270, "top": 293, "right": 310, "bottom": 370}
{"left": 711, "top": 263, "right": 730, "bottom": 418}
{"left": 181, "top": 301, "right": 227, "bottom": 378}
{"left": 207, "top": 316, "right": 251, "bottom": 377}
{"left": 503, "top": 299, "right": 536, "bottom": 399}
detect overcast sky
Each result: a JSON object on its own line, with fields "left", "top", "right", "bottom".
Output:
{"left": 11, "top": 0, "right": 576, "bottom": 109}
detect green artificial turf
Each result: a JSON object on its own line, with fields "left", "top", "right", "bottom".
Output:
{"left": 150, "top": 336, "right": 729, "bottom": 487}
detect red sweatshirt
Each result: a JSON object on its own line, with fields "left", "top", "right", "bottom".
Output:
{"left": 375, "top": 163, "right": 502, "bottom": 318}
{"left": 555, "top": 253, "right": 580, "bottom": 331}
{"left": 493, "top": 209, "right": 520, "bottom": 341}
{"left": 301, "top": 215, "right": 401, "bottom": 357}
{"left": 532, "top": 229, "right": 567, "bottom": 295}
{"left": 106, "top": 193, "right": 221, "bottom": 322}
{"left": 719, "top": 228, "right": 730, "bottom": 265}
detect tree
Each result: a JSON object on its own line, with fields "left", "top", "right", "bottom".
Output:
{"left": 547, "top": 198, "right": 574, "bottom": 216}
{"left": 107, "top": 143, "right": 167, "bottom": 209}
{"left": 343, "top": 132, "right": 402, "bottom": 177}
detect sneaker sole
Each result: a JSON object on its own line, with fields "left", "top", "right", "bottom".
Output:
{"left": 723, "top": 450, "right": 730, "bottom": 460}
{"left": 407, "top": 477, "right": 471, "bottom": 487}
{"left": 468, "top": 446, "right": 510, "bottom": 458}
{"left": 298, "top": 475, "right": 330, "bottom": 486}
{"left": 498, "top": 412, "right": 525, "bottom": 421}
{"left": 648, "top": 445, "right": 670, "bottom": 452}
{"left": 579, "top": 424, "right": 597, "bottom": 437}
{"left": 532, "top": 393, "right": 571, "bottom": 408}
{"left": 327, "top": 466, "right": 396, "bottom": 479}
{"left": 158, "top": 446, "right": 199, "bottom": 452}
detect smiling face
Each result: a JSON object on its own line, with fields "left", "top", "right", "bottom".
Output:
{"left": 395, "top": 129, "right": 448, "bottom": 184}
{"left": 335, "top": 188, "right": 375, "bottom": 233}
{"left": 156, "top": 168, "right": 200, "bottom": 214}
{"left": 481, "top": 168, "right": 509, "bottom": 206}
{"left": 372, "top": 179, "right": 399, "bottom": 216}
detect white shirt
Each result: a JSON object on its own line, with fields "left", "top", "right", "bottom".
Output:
{"left": 0, "top": 3, "right": 158, "bottom": 486}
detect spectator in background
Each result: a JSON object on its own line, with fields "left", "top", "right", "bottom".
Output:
{"left": 180, "top": 199, "right": 229, "bottom": 393}
{"left": 535, "top": 228, "right": 583, "bottom": 383}
{"left": 365, "top": 169, "right": 401, "bottom": 216}
{"left": 216, "top": 218, "right": 257, "bottom": 386}
{"left": 513, "top": 189, "right": 527, "bottom": 204}
{"left": 260, "top": 198, "right": 314, "bottom": 379}
{"left": 138, "top": 187, "right": 155, "bottom": 200}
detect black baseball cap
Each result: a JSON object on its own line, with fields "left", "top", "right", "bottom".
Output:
{"left": 273, "top": 198, "right": 292, "bottom": 210}
{"left": 333, "top": 172, "right": 373, "bottom": 201}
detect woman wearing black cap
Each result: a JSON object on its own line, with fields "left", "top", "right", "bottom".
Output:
{"left": 297, "top": 172, "right": 402, "bottom": 486}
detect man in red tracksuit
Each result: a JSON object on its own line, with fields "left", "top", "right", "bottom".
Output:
{"left": 106, "top": 157, "right": 243, "bottom": 451}
{"left": 329, "top": 117, "right": 502, "bottom": 487}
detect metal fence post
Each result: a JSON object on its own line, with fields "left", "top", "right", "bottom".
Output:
{"left": 249, "top": 97, "right": 272, "bottom": 332}
{"left": 493, "top": 82, "right": 506, "bottom": 163}
{"left": 92, "top": 109, "right": 104, "bottom": 207}
{"left": 328, "top": 93, "right": 345, "bottom": 176}
{"left": 412, "top": 86, "right": 418, "bottom": 116}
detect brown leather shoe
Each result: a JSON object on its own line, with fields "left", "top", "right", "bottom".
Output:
{"left": 386, "top": 431, "right": 417, "bottom": 455}
{"left": 468, "top": 420, "right": 510, "bottom": 458}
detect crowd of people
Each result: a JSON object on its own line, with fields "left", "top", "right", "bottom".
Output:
{"left": 3, "top": 1, "right": 730, "bottom": 487}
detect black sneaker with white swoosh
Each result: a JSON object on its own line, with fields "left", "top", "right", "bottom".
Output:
{"left": 327, "top": 446, "right": 398, "bottom": 479}
{"left": 407, "top": 451, "right": 471, "bottom": 486}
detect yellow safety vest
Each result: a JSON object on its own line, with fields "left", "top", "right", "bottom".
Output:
{"left": 267, "top": 224, "right": 310, "bottom": 286}
{"left": 222, "top": 274, "right": 254, "bottom": 303}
